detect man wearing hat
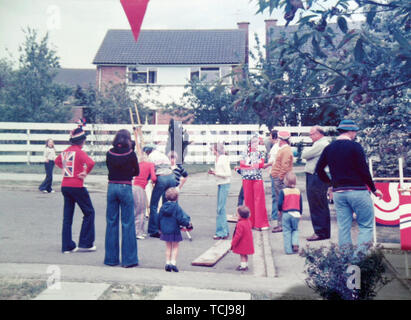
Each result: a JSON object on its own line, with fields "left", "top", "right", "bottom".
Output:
{"left": 316, "top": 119, "right": 382, "bottom": 248}
{"left": 271, "top": 130, "right": 294, "bottom": 233}
{"left": 55, "top": 122, "right": 96, "bottom": 253}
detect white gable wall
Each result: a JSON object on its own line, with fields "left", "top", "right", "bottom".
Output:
{"left": 127, "top": 64, "right": 236, "bottom": 113}
{"left": 157, "top": 66, "right": 190, "bottom": 85}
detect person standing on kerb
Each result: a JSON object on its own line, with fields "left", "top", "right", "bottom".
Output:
{"left": 271, "top": 131, "right": 294, "bottom": 233}
{"left": 315, "top": 119, "right": 382, "bottom": 249}
{"left": 263, "top": 130, "right": 280, "bottom": 221}
{"left": 302, "top": 126, "right": 331, "bottom": 242}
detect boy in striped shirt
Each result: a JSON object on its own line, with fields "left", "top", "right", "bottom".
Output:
{"left": 168, "top": 151, "right": 188, "bottom": 191}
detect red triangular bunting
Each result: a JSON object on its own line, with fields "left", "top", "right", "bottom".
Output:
{"left": 120, "top": 0, "right": 150, "bottom": 42}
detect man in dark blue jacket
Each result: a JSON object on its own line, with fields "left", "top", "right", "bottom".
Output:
{"left": 316, "top": 120, "right": 382, "bottom": 249}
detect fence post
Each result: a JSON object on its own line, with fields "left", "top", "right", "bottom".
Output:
{"left": 26, "top": 129, "right": 31, "bottom": 165}
{"left": 89, "top": 125, "right": 95, "bottom": 157}
{"left": 369, "top": 158, "right": 377, "bottom": 245}
{"left": 398, "top": 157, "right": 410, "bottom": 278}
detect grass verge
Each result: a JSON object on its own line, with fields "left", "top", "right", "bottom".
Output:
{"left": 0, "top": 277, "right": 47, "bottom": 300}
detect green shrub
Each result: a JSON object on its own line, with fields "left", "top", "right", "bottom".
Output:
{"left": 301, "top": 243, "right": 391, "bottom": 300}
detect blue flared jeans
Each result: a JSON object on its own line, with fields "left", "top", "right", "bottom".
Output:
{"left": 270, "top": 175, "right": 278, "bottom": 221}
{"left": 61, "top": 187, "right": 95, "bottom": 252}
{"left": 148, "top": 174, "right": 177, "bottom": 235}
{"left": 39, "top": 160, "right": 54, "bottom": 192}
{"left": 333, "top": 190, "right": 374, "bottom": 248}
{"left": 216, "top": 183, "right": 230, "bottom": 237}
{"left": 104, "top": 183, "right": 138, "bottom": 267}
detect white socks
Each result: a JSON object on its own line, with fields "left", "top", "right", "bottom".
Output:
{"left": 167, "top": 260, "right": 176, "bottom": 266}
{"left": 240, "top": 262, "right": 247, "bottom": 268}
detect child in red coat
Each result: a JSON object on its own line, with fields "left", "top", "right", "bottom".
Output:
{"left": 231, "top": 205, "right": 254, "bottom": 271}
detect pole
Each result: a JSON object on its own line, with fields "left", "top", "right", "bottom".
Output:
{"left": 134, "top": 103, "right": 144, "bottom": 147}
{"left": 399, "top": 158, "right": 404, "bottom": 190}
{"left": 129, "top": 107, "right": 142, "bottom": 158}
{"left": 369, "top": 158, "right": 377, "bottom": 245}
{"left": 398, "top": 158, "right": 410, "bottom": 278}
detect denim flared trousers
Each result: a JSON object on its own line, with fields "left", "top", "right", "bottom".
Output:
{"left": 216, "top": 183, "right": 230, "bottom": 238}
{"left": 148, "top": 174, "right": 177, "bottom": 235}
{"left": 61, "top": 187, "right": 95, "bottom": 252}
{"left": 104, "top": 183, "right": 138, "bottom": 267}
{"left": 333, "top": 190, "right": 374, "bottom": 248}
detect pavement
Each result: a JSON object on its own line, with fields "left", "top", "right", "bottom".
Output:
{"left": 0, "top": 167, "right": 410, "bottom": 302}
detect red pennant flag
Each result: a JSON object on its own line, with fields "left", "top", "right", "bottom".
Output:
{"left": 120, "top": 0, "right": 150, "bottom": 42}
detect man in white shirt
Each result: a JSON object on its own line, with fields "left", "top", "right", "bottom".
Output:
{"left": 302, "top": 126, "right": 331, "bottom": 241}
{"left": 145, "top": 145, "right": 177, "bottom": 238}
{"left": 263, "top": 130, "right": 280, "bottom": 221}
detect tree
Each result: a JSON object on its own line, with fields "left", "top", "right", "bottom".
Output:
{"left": 233, "top": 34, "right": 346, "bottom": 129}
{"left": 163, "top": 79, "right": 260, "bottom": 124}
{"left": 245, "top": 0, "right": 410, "bottom": 176}
{"left": 85, "top": 82, "right": 151, "bottom": 124}
{"left": 0, "top": 28, "right": 72, "bottom": 122}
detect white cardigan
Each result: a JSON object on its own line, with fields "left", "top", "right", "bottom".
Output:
{"left": 214, "top": 154, "right": 231, "bottom": 185}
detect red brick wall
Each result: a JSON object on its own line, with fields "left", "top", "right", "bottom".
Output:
{"left": 96, "top": 66, "right": 127, "bottom": 91}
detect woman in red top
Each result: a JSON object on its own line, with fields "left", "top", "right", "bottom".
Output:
{"left": 231, "top": 205, "right": 254, "bottom": 271}
{"left": 132, "top": 146, "right": 157, "bottom": 239}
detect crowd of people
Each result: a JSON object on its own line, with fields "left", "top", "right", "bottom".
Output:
{"left": 43, "top": 118, "right": 382, "bottom": 272}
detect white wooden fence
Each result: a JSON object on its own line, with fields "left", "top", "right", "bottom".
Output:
{"left": 0, "top": 122, "right": 334, "bottom": 164}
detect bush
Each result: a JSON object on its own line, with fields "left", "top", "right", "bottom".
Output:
{"left": 301, "top": 243, "right": 391, "bottom": 300}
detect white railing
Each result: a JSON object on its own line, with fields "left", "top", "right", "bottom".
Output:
{"left": 0, "top": 122, "right": 334, "bottom": 164}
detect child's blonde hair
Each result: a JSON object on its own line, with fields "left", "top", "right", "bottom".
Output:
{"left": 284, "top": 171, "right": 297, "bottom": 188}
{"left": 46, "top": 139, "right": 55, "bottom": 148}
{"left": 165, "top": 187, "right": 179, "bottom": 202}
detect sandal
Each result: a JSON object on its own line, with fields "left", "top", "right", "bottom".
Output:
{"left": 272, "top": 226, "right": 283, "bottom": 233}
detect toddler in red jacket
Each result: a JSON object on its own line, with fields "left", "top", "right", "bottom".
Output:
{"left": 231, "top": 205, "right": 254, "bottom": 271}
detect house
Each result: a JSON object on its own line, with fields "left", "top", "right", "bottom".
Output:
{"left": 54, "top": 68, "right": 96, "bottom": 89}
{"left": 53, "top": 68, "right": 96, "bottom": 122}
{"left": 92, "top": 22, "right": 250, "bottom": 124}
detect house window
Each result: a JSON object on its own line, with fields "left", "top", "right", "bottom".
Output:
{"left": 190, "top": 67, "right": 232, "bottom": 84}
{"left": 200, "top": 67, "right": 219, "bottom": 82}
{"left": 128, "top": 67, "right": 157, "bottom": 84}
{"left": 190, "top": 67, "right": 200, "bottom": 81}
{"left": 220, "top": 67, "right": 232, "bottom": 84}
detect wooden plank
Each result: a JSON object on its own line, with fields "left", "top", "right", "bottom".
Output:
{"left": 191, "top": 240, "right": 231, "bottom": 267}
{"left": 227, "top": 214, "right": 238, "bottom": 223}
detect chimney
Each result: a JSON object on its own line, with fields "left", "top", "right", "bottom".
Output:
{"left": 237, "top": 22, "right": 250, "bottom": 65}
{"left": 265, "top": 19, "right": 277, "bottom": 60}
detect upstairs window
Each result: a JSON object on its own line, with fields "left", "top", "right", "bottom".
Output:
{"left": 190, "top": 67, "right": 232, "bottom": 84}
{"left": 128, "top": 67, "right": 157, "bottom": 84}
{"left": 200, "top": 67, "right": 219, "bottom": 83}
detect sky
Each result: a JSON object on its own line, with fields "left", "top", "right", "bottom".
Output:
{"left": 0, "top": 0, "right": 286, "bottom": 69}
